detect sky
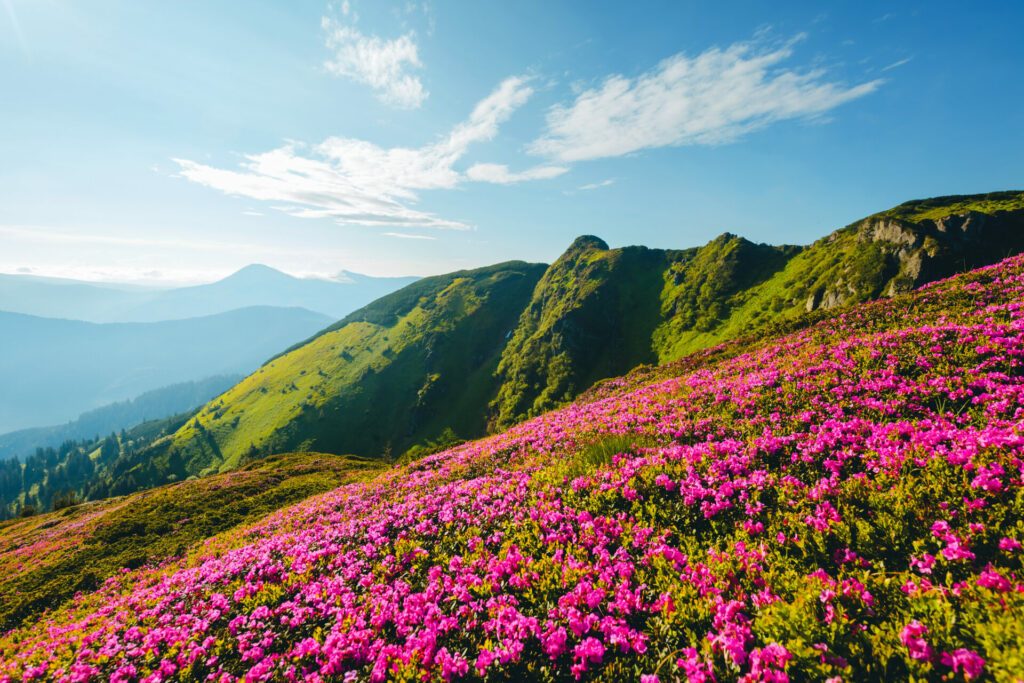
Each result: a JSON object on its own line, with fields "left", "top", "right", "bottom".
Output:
{"left": 1, "top": 1, "right": 1022, "bottom": 283}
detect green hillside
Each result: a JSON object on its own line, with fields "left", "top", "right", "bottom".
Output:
{"left": 111, "top": 191, "right": 1024, "bottom": 488}
{"left": 651, "top": 189, "right": 1024, "bottom": 360}
{"left": 490, "top": 234, "right": 802, "bottom": 427}
{"left": 165, "top": 261, "right": 546, "bottom": 474}
{"left": 0, "top": 451, "right": 380, "bottom": 629}
{"left": 491, "top": 190, "right": 1024, "bottom": 424}
{"left": 490, "top": 237, "right": 674, "bottom": 429}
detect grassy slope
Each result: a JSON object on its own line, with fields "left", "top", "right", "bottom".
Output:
{"left": 491, "top": 237, "right": 674, "bottom": 429}
{"left": 878, "top": 189, "right": 1024, "bottom": 221}
{"left": 0, "top": 452, "right": 381, "bottom": 630}
{"left": 169, "top": 262, "right": 546, "bottom": 470}
{"left": 152, "top": 192, "right": 1024, "bottom": 481}
{"left": 652, "top": 190, "right": 1024, "bottom": 360}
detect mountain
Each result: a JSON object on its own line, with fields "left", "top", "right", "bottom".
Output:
{"left": 3, "top": 247, "right": 1024, "bottom": 679}
{"left": 0, "top": 266, "right": 418, "bottom": 322}
{"left": 0, "top": 306, "right": 332, "bottom": 433}
{"left": 0, "top": 374, "right": 242, "bottom": 461}
{"left": 113, "top": 265, "right": 420, "bottom": 322}
{"left": 155, "top": 191, "right": 1024, "bottom": 471}
{"left": 492, "top": 190, "right": 1024, "bottom": 426}
{"left": 162, "top": 261, "right": 547, "bottom": 476}
{"left": 0, "top": 275, "right": 159, "bottom": 322}
{"left": 489, "top": 235, "right": 801, "bottom": 427}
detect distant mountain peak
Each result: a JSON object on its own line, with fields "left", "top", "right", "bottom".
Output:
{"left": 328, "top": 270, "right": 361, "bottom": 284}
{"left": 225, "top": 264, "right": 292, "bottom": 281}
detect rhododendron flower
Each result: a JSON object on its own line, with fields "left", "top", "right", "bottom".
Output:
{"left": 900, "top": 621, "right": 933, "bottom": 661}
{"left": 940, "top": 649, "right": 985, "bottom": 679}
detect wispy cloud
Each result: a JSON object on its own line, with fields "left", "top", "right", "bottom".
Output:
{"left": 465, "top": 163, "right": 568, "bottom": 185}
{"left": 881, "top": 56, "right": 913, "bottom": 72}
{"left": 382, "top": 231, "right": 436, "bottom": 240}
{"left": 174, "top": 76, "right": 537, "bottom": 230}
{"left": 322, "top": 5, "right": 427, "bottom": 109}
{"left": 530, "top": 35, "right": 882, "bottom": 162}
{"left": 578, "top": 179, "right": 615, "bottom": 191}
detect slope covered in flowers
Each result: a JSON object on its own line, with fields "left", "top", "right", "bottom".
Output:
{"left": 3, "top": 255, "right": 1024, "bottom": 681}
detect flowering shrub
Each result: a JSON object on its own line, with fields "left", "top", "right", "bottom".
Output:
{"left": 3, "top": 256, "right": 1024, "bottom": 681}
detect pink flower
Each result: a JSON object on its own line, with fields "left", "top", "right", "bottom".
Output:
{"left": 910, "top": 553, "right": 936, "bottom": 574}
{"left": 999, "top": 537, "right": 1022, "bottom": 552}
{"left": 900, "top": 621, "right": 933, "bottom": 662}
{"left": 940, "top": 649, "right": 985, "bottom": 679}
{"left": 977, "top": 566, "right": 1011, "bottom": 592}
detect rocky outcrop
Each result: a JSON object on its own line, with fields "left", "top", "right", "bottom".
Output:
{"left": 805, "top": 207, "right": 1024, "bottom": 313}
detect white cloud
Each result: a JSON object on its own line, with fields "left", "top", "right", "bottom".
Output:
{"left": 322, "top": 16, "right": 427, "bottom": 109}
{"left": 881, "top": 57, "right": 913, "bottom": 72}
{"left": 465, "top": 163, "right": 568, "bottom": 185}
{"left": 530, "top": 36, "right": 883, "bottom": 162}
{"left": 174, "top": 76, "right": 537, "bottom": 230}
{"left": 382, "top": 232, "right": 436, "bottom": 240}
{"left": 578, "top": 179, "right": 615, "bottom": 191}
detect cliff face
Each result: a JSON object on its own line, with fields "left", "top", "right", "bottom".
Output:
{"left": 806, "top": 205, "right": 1024, "bottom": 311}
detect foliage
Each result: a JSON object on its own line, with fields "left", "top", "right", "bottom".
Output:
{"left": 0, "top": 410, "right": 197, "bottom": 520}
{"left": 3, "top": 253, "right": 1024, "bottom": 681}
{"left": 0, "top": 452, "right": 380, "bottom": 631}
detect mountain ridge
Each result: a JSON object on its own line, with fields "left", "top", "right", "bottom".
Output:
{"left": 10, "top": 191, "right": 1022, "bottom": 506}
{"left": 158, "top": 190, "right": 1024, "bottom": 472}
{"left": 0, "top": 265, "right": 418, "bottom": 323}
{"left": 0, "top": 306, "right": 333, "bottom": 433}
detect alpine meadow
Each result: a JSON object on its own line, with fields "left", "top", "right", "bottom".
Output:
{"left": 1, "top": 2, "right": 1023, "bottom": 682}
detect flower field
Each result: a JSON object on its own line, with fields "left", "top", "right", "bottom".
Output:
{"left": 3, "top": 255, "right": 1024, "bottom": 681}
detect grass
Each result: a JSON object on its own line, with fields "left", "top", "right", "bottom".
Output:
{"left": 876, "top": 190, "right": 1024, "bottom": 222}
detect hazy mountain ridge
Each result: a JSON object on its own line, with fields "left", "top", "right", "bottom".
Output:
{"left": 0, "top": 375, "right": 242, "bottom": 461}
{"left": 0, "top": 306, "right": 333, "bottom": 433}
{"left": 0, "top": 265, "right": 418, "bottom": 323}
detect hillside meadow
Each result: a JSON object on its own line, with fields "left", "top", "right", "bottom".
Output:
{"left": 1, "top": 251, "right": 1023, "bottom": 681}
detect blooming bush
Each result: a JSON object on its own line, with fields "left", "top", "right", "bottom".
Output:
{"left": 3, "top": 256, "right": 1024, "bottom": 681}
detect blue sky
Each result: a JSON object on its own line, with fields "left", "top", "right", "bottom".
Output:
{"left": 1, "top": 1, "right": 1022, "bottom": 282}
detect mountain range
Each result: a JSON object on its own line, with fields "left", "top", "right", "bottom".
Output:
{"left": 93, "top": 190, "right": 1024, "bottom": 484}
{"left": 0, "top": 265, "right": 419, "bottom": 323}
{"left": 0, "top": 265, "right": 419, "bottom": 435}
{"left": 0, "top": 306, "right": 333, "bottom": 434}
